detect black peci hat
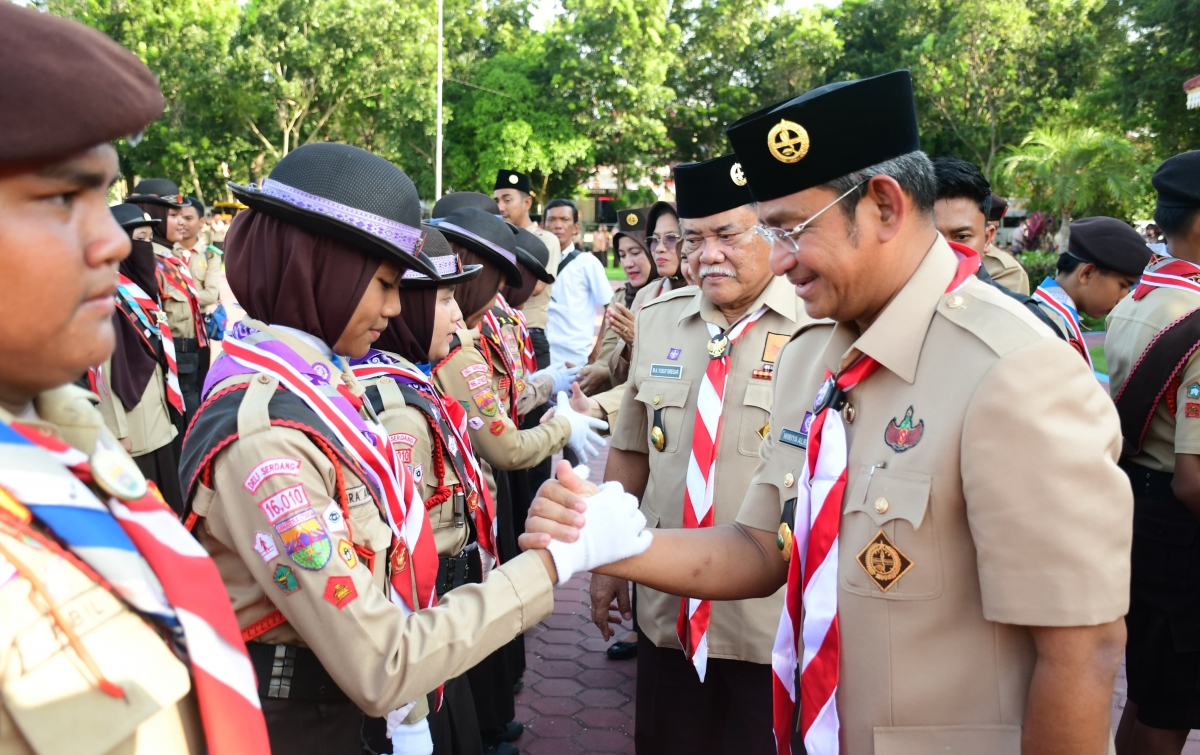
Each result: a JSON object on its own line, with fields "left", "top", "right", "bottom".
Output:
{"left": 229, "top": 142, "right": 439, "bottom": 279}
{"left": 429, "top": 207, "right": 523, "bottom": 286}
{"left": 127, "top": 178, "right": 187, "bottom": 207}
{"left": 613, "top": 207, "right": 649, "bottom": 254}
{"left": 512, "top": 226, "right": 555, "bottom": 284}
{"left": 1152, "top": 151, "right": 1200, "bottom": 210}
{"left": 400, "top": 225, "right": 482, "bottom": 289}
{"left": 1066, "top": 217, "right": 1152, "bottom": 277}
{"left": 111, "top": 203, "right": 160, "bottom": 229}
{"left": 495, "top": 169, "right": 532, "bottom": 195}
{"left": 674, "top": 154, "right": 755, "bottom": 219}
{"left": 432, "top": 191, "right": 500, "bottom": 219}
{"left": 726, "top": 70, "right": 921, "bottom": 203}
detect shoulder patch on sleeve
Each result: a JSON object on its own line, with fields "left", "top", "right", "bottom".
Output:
{"left": 324, "top": 575, "right": 358, "bottom": 609}
{"left": 258, "top": 483, "right": 312, "bottom": 523}
{"left": 389, "top": 432, "right": 418, "bottom": 447}
{"left": 467, "top": 374, "right": 490, "bottom": 390}
{"left": 472, "top": 388, "right": 499, "bottom": 416}
{"left": 273, "top": 564, "right": 300, "bottom": 594}
{"left": 244, "top": 458, "right": 302, "bottom": 493}
{"left": 469, "top": 416, "right": 484, "bottom": 430}
{"left": 461, "top": 363, "right": 489, "bottom": 379}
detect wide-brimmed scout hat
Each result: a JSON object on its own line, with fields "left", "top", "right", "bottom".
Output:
{"left": 110, "top": 203, "right": 160, "bottom": 230}
{"left": 429, "top": 207, "right": 523, "bottom": 287}
{"left": 512, "top": 226, "right": 555, "bottom": 284}
{"left": 228, "top": 142, "right": 440, "bottom": 279}
{"left": 126, "top": 178, "right": 187, "bottom": 207}
{"left": 432, "top": 191, "right": 500, "bottom": 219}
{"left": 399, "top": 224, "right": 483, "bottom": 289}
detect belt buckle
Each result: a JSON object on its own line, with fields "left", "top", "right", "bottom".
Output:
{"left": 268, "top": 645, "right": 297, "bottom": 699}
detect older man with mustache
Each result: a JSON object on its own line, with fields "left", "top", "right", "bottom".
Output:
{"left": 590, "top": 153, "right": 815, "bottom": 755}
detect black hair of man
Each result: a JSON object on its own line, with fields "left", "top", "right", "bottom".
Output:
{"left": 931, "top": 157, "right": 992, "bottom": 219}
{"left": 544, "top": 198, "right": 578, "bottom": 223}
{"left": 1155, "top": 206, "right": 1200, "bottom": 240}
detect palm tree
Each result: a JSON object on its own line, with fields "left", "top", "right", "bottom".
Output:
{"left": 1000, "top": 126, "right": 1141, "bottom": 250}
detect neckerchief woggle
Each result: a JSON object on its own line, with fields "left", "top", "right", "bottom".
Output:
{"left": 216, "top": 326, "right": 438, "bottom": 612}
{"left": 0, "top": 417, "right": 270, "bottom": 754}
{"left": 772, "top": 242, "right": 980, "bottom": 755}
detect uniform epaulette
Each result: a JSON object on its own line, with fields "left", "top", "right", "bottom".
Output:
{"left": 937, "top": 277, "right": 1055, "bottom": 358}
{"left": 638, "top": 285, "right": 699, "bottom": 312}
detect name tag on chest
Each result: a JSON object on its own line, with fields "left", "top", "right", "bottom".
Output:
{"left": 779, "top": 413, "right": 814, "bottom": 450}
{"left": 649, "top": 364, "right": 682, "bottom": 380}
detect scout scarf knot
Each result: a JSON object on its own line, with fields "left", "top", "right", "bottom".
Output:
{"left": 219, "top": 327, "right": 439, "bottom": 612}
{"left": 1133, "top": 255, "right": 1200, "bottom": 301}
{"left": 1032, "top": 277, "right": 1093, "bottom": 368}
{"left": 771, "top": 245, "right": 980, "bottom": 755}
{"left": 676, "top": 303, "right": 769, "bottom": 680}
{"left": 0, "top": 419, "right": 270, "bottom": 755}
{"left": 156, "top": 249, "right": 208, "bottom": 348}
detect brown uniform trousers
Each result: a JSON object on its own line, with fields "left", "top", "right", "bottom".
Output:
{"left": 737, "top": 238, "right": 1130, "bottom": 753}
{"left": 189, "top": 322, "right": 554, "bottom": 754}
{"left": 611, "top": 275, "right": 811, "bottom": 755}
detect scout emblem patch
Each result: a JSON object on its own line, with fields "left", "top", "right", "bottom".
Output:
{"left": 324, "top": 576, "right": 358, "bottom": 609}
{"left": 884, "top": 406, "right": 924, "bottom": 452}
{"left": 707, "top": 332, "right": 730, "bottom": 359}
{"left": 762, "top": 333, "right": 790, "bottom": 364}
{"left": 274, "top": 509, "right": 332, "bottom": 570}
{"left": 391, "top": 541, "right": 409, "bottom": 574}
{"left": 1188, "top": 403, "right": 1200, "bottom": 419}
{"left": 322, "top": 502, "right": 347, "bottom": 533}
{"left": 243, "top": 457, "right": 301, "bottom": 493}
{"left": 472, "top": 387, "right": 499, "bottom": 417}
{"left": 469, "top": 416, "right": 484, "bottom": 430}
{"left": 779, "top": 412, "right": 814, "bottom": 450}
{"left": 409, "top": 463, "right": 423, "bottom": 485}
{"left": 1190, "top": 383, "right": 1200, "bottom": 399}
{"left": 668, "top": 348, "right": 681, "bottom": 360}
{"left": 767, "top": 119, "right": 810, "bottom": 164}
{"left": 856, "top": 530, "right": 914, "bottom": 592}
{"left": 490, "top": 420, "right": 505, "bottom": 436}
{"left": 337, "top": 539, "right": 358, "bottom": 568}
{"left": 254, "top": 531, "right": 279, "bottom": 562}
{"left": 272, "top": 564, "right": 300, "bottom": 595}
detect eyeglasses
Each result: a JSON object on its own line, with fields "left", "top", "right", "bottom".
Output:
{"left": 680, "top": 227, "right": 760, "bottom": 255}
{"left": 753, "top": 180, "right": 867, "bottom": 254}
{"left": 648, "top": 233, "right": 681, "bottom": 251}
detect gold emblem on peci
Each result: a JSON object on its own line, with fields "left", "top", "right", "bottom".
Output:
{"left": 855, "top": 529, "right": 913, "bottom": 592}
{"left": 767, "top": 119, "right": 810, "bottom": 164}
{"left": 626, "top": 212, "right": 639, "bottom": 226}
{"left": 730, "top": 162, "right": 747, "bottom": 187}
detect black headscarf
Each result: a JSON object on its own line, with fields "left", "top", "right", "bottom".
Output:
{"left": 224, "top": 209, "right": 382, "bottom": 347}
{"left": 376, "top": 288, "right": 437, "bottom": 364}
{"left": 131, "top": 201, "right": 176, "bottom": 250}
{"left": 107, "top": 238, "right": 163, "bottom": 409}
{"left": 453, "top": 247, "right": 505, "bottom": 326}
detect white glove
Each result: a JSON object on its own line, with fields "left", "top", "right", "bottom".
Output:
{"left": 556, "top": 391, "right": 608, "bottom": 461}
{"left": 389, "top": 717, "right": 433, "bottom": 755}
{"left": 546, "top": 481, "right": 653, "bottom": 585}
{"left": 531, "top": 362, "right": 580, "bottom": 396}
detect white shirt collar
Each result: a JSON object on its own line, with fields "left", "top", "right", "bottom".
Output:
{"left": 270, "top": 324, "right": 334, "bottom": 359}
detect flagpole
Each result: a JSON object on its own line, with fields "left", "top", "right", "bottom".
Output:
{"left": 435, "top": 0, "right": 444, "bottom": 200}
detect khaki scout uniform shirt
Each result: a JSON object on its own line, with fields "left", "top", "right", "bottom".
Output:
{"left": 519, "top": 228, "right": 561, "bottom": 330}
{"left": 983, "top": 244, "right": 1030, "bottom": 295}
{"left": 433, "top": 327, "right": 570, "bottom": 472}
{"left": 357, "top": 356, "right": 469, "bottom": 558}
{"left": 1107, "top": 282, "right": 1200, "bottom": 472}
{"left": 737, "top": 238, "right": 1131, "bottom": 752}
{"left": 154, "top": 243, "right": 198, "bottom": 341}
{"left": 496, "top": 315, "right": 554, "bottom": 418}
{"left": 96, "top": 359, "right": 177, "bottom": 456}
{"left": 611, "top": 275, "right": 810, "bottom": 663}
{"left": 0, "top": 387, "right": 204, "bottom": 755}
{"left": 192, "top": 322, "right": 554, "bottom": 717}
{"left": 177, "top": 242, "right": 222, "bottom": 310}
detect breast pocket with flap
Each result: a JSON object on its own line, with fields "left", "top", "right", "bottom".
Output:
{"left": 634, "top": 378, "right": 693, "bottom": 454}
{"left": 841, "top": 466, "right": 942, "bottom": 600}
{"left": 737, "top": 382, "right": 774, "bottom": 457}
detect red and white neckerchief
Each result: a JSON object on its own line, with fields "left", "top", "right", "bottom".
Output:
{"left": 496, "top": 293, "right": 537, "bottom": 376}
{"left": 5, "top": 422, "right": 270, "bottom": 754}
{"left": 349, "top": 360, "right": 499, "bottom": 563}
{"left": 1032, "top": 278, "right": 1093, "bottom": 369}
{"left": 771, "top": 245, "right": 980, "bottom": 755}
{"left": 221, "top": 336, "right": 439, "bottom": 612}
{"left": 156, "top": 248, "right": 208, "bottom": 348}
{"left": 481, "top": 306, "right": 524, "bottom": 415}
{"left": 676, "top": 303, "right": 769, "bottom": 680}
{"left": 116, "top": 273, "right": 186, "bottom": 414}
{"left": 1133, "top": 255, "right": 1200, "bottom": 300}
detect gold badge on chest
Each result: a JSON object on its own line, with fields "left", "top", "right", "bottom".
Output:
{"left": 855, "top": 529, "right": 914, "bottom": 592}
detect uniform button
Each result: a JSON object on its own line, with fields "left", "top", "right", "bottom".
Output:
{"left": 653, "top": 396, "right": 661, "bottom": 405}
{"left": 843, "top": 403, "right": 856, "bottom": 424}
{"left": 783, "top": 473, "right": 795, "bottom": 488}
{"left": 257, "top": 374, "right": 271, "bottom": 384}
{"left": 874, "top": 497, "right": 889, "bottom": 513}
{"left": 381, "top": 377, "right": 393, "bottom": 385}
{"left": 946, "top": 295, "right": 964, "bottom": 309}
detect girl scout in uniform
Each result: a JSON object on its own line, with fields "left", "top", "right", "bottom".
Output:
{"left": 178, "top": 143, "right": 560, "bottom": 755}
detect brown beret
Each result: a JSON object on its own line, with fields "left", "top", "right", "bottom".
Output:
{"left": 1067, "top": 216, "right": 1152, "bottom": 277}
{"left": 0, "top": 4, "right": 163, "bottom": 164}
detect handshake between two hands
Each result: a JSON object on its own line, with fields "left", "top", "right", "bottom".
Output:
{"left": 519, "top": 461, "right": 653, "bottom": 589}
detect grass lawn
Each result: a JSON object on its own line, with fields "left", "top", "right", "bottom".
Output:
{"left": 604, "top": 265, "right": 627, "bottom": 282}
{"left": 1089, "top": 344, "right": 1107, "bottom": 375}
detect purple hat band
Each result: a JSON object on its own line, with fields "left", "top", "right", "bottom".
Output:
{"left": 428, "top": 219, "right": 518, "bottom": 266}
{"left": 402, "top": 254, "right": 464, "bottom": 280}
{"left": 260, "top": 178, "right": 423, "bottom": 255}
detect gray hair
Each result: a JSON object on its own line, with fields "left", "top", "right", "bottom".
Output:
{"left": 820, "top": 151, "right": 937, "bottom": 222}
